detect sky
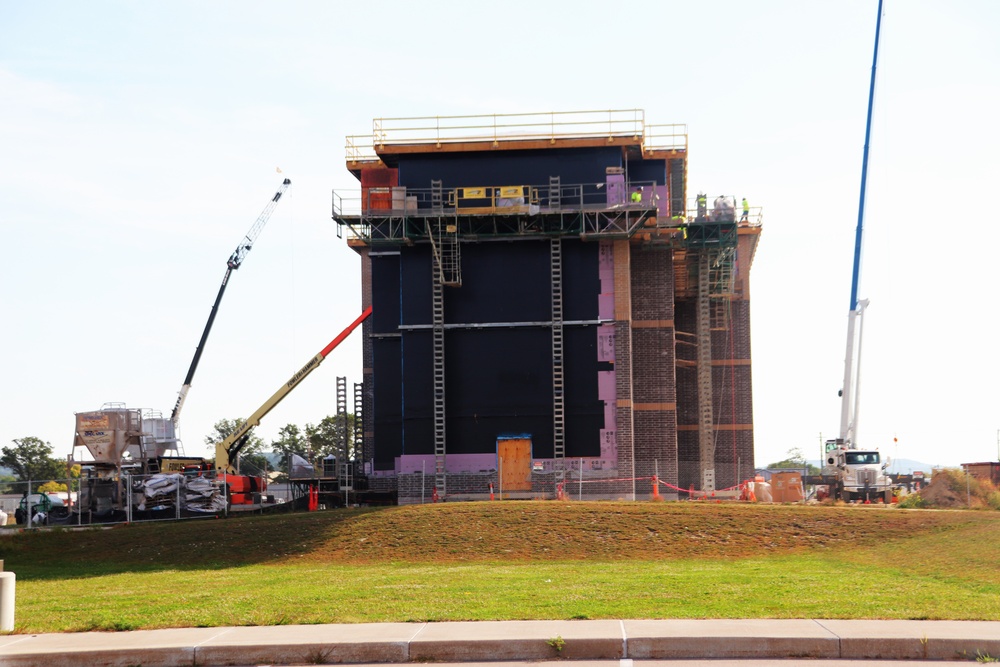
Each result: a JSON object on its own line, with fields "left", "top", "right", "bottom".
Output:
{"left": 2, "top": 1, "right": 998, "bottom": 473}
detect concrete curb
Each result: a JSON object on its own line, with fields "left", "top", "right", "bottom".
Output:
{"left": 0, "top": 619, "right": 999, "bottom": 666}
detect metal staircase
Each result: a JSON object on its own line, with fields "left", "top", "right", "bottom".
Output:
{"left": 551, "top": 238, "right": 565, "bottom": 479}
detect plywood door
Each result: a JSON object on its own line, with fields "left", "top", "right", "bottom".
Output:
{"left": 498, "top": 438, "right": 532, "bottom": 492}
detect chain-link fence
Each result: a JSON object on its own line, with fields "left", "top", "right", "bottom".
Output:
{"left": 0, "top": 474, "right": 302, "bottom": 527}
{"left": 392, "top": 459, "right": 755, "bottom": 505}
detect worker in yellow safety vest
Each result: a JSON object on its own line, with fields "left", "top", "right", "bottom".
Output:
{"left": 741, "top": 197, "right": 750, "bottom": 223}
{"left": 631, "top": 187, "right": 643, "bottom": 203}
{"left": 696, "top": 192, "right": 707, "bottom": 221}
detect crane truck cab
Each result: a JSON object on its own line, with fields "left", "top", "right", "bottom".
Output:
{"left": 821, "top": 438, "right": 893, "bottom": 503}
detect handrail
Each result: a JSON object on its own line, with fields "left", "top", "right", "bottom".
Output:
{"left": 371, "top": 109, "right": 645, "bottom": 148}
{"left": 685, "top": 195, "right": 763, "bottom": 227}
{"left": 644, "top": 124, "right": 688, "bottom": 153}
{"left": 347, "top": 111, "right": 689, "bottom": 162}
{"left": 332, "top": 179, "right": 661, "bottom": 219}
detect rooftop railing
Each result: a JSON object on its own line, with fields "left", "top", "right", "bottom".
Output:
{"left": 345, "top": 110, "right": 687, "bottom": 162}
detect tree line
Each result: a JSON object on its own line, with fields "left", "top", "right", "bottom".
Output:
{"left": 203, "top": 414, "right": 358, "bottom": 478}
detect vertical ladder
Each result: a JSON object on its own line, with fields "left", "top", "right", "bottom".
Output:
{"left": 551, "top": 238, "right": 565, "bottom": 479}
{"left": 426, "top": 218, "right": 461, "bottom": 286}
{"left": 439, "top": 223, "right": 461, "bottom": 286}
{"left": 336, "top": 377, "right": 351, "bottom": 490}
{"left": 548, "top": 175, "right": 561, "bottom": 210}
{"left": 431, "top": 179, "right": 443, "bottom": 214}
{"left": 696, "top": 251, "right": 716, "bottom": 492}
{"left": 432, "top": 268, "right": 447, "bottom": 496}
{"left": 353, "top": 382, "right": 364, "bottom": 467}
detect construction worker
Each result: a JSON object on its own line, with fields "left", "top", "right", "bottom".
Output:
{"left": 631, "top": 187, "right": 643, "bottom": 204}
{"left": 696, "top": 192, "right": 707, "bottom": 221}
{"left": 741, "top": 197, "right": 750, "bottom": 223}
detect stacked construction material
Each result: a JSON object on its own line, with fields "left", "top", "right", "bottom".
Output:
{"left": 140, "top": 473, "right": 225, "bottom": 513}
{"left": 184, "top": 475, "right": 226, "bottom": 512}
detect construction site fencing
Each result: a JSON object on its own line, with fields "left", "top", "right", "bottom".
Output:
{"left": 0, "top": 475, "right": 302, "bottom": 528}
{"left": 393, "top": 459, "right": 763, "bottom": 505}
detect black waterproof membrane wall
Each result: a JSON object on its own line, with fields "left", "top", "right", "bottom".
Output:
{"left": 370, "top": 239, "right": 607, "bottom": 471}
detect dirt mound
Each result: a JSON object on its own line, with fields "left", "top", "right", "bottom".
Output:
{"left": 918, "top": 476, "right": 966, "bottom": 508}
{"left": 913, "top": 468, "right": 1000, "bottom": 509}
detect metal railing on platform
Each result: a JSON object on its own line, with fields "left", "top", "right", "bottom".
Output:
{"left": 345, "top": 110, "right": 687, "bottom": 162}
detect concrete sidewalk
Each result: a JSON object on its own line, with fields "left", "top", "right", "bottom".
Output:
{"left": 0, "top": 619, "right": 999, "bottom": 666}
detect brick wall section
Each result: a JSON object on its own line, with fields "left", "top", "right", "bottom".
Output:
{"left": 629, "top": 245, "right": 679, "bottom": 490}
{"left": 673, "top": 291, "right": 755, "bottom": 491}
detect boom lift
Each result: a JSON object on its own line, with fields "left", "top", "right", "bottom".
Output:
{"left": 214, "top": 307, "right": 372, "bottom": 501}
{"left": 171, "top": 178, "right": 292, "bottom": 427}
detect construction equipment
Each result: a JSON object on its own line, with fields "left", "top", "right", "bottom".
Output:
{"left": 171, "top": 178, "right": 292, "bottom": 427}
{"left": 818, "top": 0, "right": 888, "bottom": 501}
{"left": 214, "top": 307, "right": 373, "bottom": 480}
{"left": 814, "top": 438, "right": 893, "bottom": 503}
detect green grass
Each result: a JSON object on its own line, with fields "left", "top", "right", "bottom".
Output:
{"left": 2, "top": 502, "right": 999, "bottom": 633}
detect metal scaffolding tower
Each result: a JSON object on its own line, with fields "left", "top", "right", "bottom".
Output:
{"left": 696, "top": 251, "right": 716, "bottom": 492}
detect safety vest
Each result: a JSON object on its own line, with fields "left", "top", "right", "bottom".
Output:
{"left": 742, "top": 198, "right": 749, "bottom": 212}
{"left": 631, "top": 191, "right": 642, "bottom": 202}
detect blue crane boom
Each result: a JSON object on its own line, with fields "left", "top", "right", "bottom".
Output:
{"left": 838, "top": 0, "right": 884, "bottom": 448}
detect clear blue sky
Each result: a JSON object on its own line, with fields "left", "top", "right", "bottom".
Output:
{"left": 2, "top": 1, "right": 998, "bottom": 471}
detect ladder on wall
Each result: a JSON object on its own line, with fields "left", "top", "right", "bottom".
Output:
{"left": 432, "top": 275, "right": 446, "bottom": 495}
{"left": 353, "top": 382, "right": 364, "bottom": 466}
{"left": 696, "top": 251, "right": 716, "bottom": 492}
{"left": 551, "top": 238, "right": 565, "bottom": 479}
{"left": 336, "top": 377, "right": 352, "bottom": 491}
{"left": 425, "top": 180, "right": 459, "bottom": 496}
{"left": 549, "top": 175, "right": 561, "bottom": 210}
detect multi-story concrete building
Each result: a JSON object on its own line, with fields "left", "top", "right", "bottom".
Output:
{"left": 333, "top": 110, "right": 762, "bottom": 503}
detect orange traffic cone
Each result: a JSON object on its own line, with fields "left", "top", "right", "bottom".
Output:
{"left": 431, "top": 487, "right": 439, "bottom": 503}
{"left": 489, "top": 482, "right": 495, "bottom": 501}
{"left": 652, "top": 475, "right": 662, "bottom": 501}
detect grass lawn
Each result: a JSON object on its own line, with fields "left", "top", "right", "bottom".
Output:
{"left": 2, "top": 501, "right": 999, "bottom": 633}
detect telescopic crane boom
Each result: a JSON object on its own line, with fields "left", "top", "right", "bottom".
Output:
{"left": 837, "top": 0, "right": 883, "bottom": 449}
{"left": 215, "top": 307, "right": 372, "bottom": 474}
{"left": 171, "top": 178, "right": 292, "bottom": 426}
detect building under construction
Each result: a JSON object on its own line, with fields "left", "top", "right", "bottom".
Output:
{"left": 332, "top": 110, "right": 762, "bottom": 503}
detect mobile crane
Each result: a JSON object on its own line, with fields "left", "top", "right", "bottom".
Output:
{"left": 214, "top": 307, "right": 372, "bottom": 504}
{"left": 171, "top": 177, "right": 292, "bottom": 427}
{"left": 816, "top": 0, "right": 893, "bottom": 503}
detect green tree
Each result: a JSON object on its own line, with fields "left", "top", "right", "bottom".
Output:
{"left": 0, "top": 437, "right": 66, "bottom": 483}
{"left": 269, "top": 424, "right": 307, "bottom": 478}
{"left": 303, "top": 414, "right": 357, "bottom": 465}
{"left": 271, "top": 423, "right": 307, "bottom": 458}
{"left": 766, "top": 447, "right": 820, "bottom": 475}
{"left": 37, "top": 480, "right": 68, "bottom": 493}
{"left": 204, "top": 418, "right": 267, "bottom": 473}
